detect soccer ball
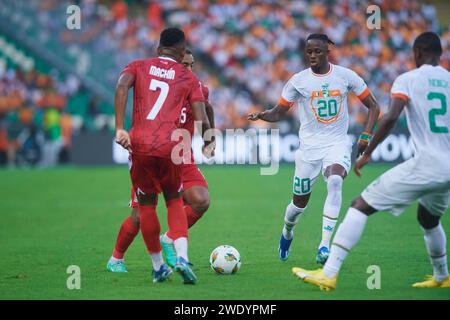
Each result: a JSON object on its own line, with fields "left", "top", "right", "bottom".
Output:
{"left": 209, "top": 245, "right": 241, "bottom": 275}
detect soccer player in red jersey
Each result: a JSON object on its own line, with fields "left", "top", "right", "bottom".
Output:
{"left": 107, "top": 49, "right": 215, "bottom": 273}
{"left": 114, "top": 28, "right": 211, "bottom": 284}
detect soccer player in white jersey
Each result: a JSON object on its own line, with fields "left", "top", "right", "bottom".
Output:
{"left": 294, "top": 31, "right": 450, "bottom": 290}
{"left": 248, "top": 34, "right": 380, "bottom": 264}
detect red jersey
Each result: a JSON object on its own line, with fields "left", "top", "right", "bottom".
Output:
{"left": 182, "top": 83, "right": 209, "bottom": 135}
{"left": 121, "top": 56, "right": 204, "bottom": 157}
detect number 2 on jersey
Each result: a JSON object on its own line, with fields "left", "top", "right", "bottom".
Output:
{"left": 428, "top": 92, "right": 448, "bottom": 133}
{"left": 147, "top": 79, "right": 169, "bottom": 120}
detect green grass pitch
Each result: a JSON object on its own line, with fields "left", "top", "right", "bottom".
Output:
{"left": 0, "top": 165, "right": 449, "bottom": 300}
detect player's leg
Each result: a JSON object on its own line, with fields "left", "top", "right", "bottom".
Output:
{"left": 161, "top": 186, "right": 209, "bottom": 266}
{"left": 412, "top": 188, "right": 450, "bottom": 288}
{"left": 316, "top": 142, "right": 352, "bottom": 265}
{"left": 161, "top": 164, "right": 210, "bottom": 266}
{"left": 280, "top": 193, "right": 311, "bottom": 257}
{"left": 138, "top": 192, "right": 172, "bottom": 283}
{"left": 161, "top": 165, "right": 209, "bottom": 267}
{"left": 107, "top": 189, "right": 140, "bottom": 272}
{"left": 293, "top": 195, "right": 377, "bottom": 291}
{"left": 182, "top": 185, "right": 210, "bottom": 227}
{"left": 293, "top": 159, "right": 425, "bottom": 290}
{"left": 279, "top": 150, "right": 321, "bottom": 261}
{"left": 159, "top": 159, "right": 196, "bottom": 284}
{"left": 315, "top": 164, "right": 346, "bottom": 265}
{"left": 132, "top": 154, "right": 172, "bottom": 283}
{"left": 322, "top": 196, "right": 376, "bottom": 276}
{"left": 107, "top": 207, "right": 140, "bottom": 272}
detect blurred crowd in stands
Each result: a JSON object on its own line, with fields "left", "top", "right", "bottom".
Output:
{"left": 0, "top": 0, "right": 448, "bottom": 166}
{"left": 0, "top": 68, "right": 72, "bottom": 166}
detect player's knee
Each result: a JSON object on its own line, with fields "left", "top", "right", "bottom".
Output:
{"left": 417, "top": 204, "right": 440, "bottom": 229}
{"left": 350, "top": 196, "right": 376, "bottom": 216}
{"left": 327, "top": 175, "right": 343, "bottom": 191}
{"left": 293, "top": 194, "right": 309, "bottom": 208}
{"left": 184, "top": 187, "right": 210, "bottom": 215}
{"left": 190, "top": 193, "right": 210, "bottom": 215}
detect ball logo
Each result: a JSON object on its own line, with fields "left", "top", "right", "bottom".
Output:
{"left": 211, "top": 251, "right": 218, "bottom": 263}
{"left": 225, "top": 253, "right": 237, "bottom": 262}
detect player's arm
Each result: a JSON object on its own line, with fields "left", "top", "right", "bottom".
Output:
{"left": 205, "top": 101, "right": 215, "bottom": 129}
{"left": 249, "top": 79, "right": 298, "bottom": 122}
{"left": 248, "top": 102, "right": 291, "bottom": 122}
{"left": 192, "top": 101, "right": 212, "bottom": 146}
{"left": 114, "top": 72, "right": 134, "bottom": 152}
{"left": 357, "top": 91, "right": 381, "bottom": 156}
{"left": 354, "top": 96, "right": 407, "bottom": 176}
{"left": 192, "top": 101, "right": 211, "bottom": 134}
{"left": 192, "top": 101, "right": 215, "bottom": 158}
{"left": 204, "top": 100, "right": 216, "bottom": 157}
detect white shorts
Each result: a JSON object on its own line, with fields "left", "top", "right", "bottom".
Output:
{"left": 362, "top": 158, "right": 450, "bottom": 217}
{"left": 292, "top": 140, "right": 352, "bottom": 195}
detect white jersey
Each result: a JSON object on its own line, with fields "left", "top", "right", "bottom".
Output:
{"left": 391, "top": 64, "right": 450, "bottom": 178}
{"left": 280, "top": 63, "right": 369, "bottom": 150}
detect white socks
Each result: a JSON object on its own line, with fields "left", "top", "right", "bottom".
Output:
{"left": 323, "top": 207, "right": 368, "bottom": 278}
{"left": 151, "top": 252, "right": 164, "bottom": 271}
{"left": 423, "top": 223, "right": 448, "bottom": 282}
{"left": 320, "top": 175, "right": 343, "bottom": 248}
{"left": 322, "top": 207, "right": 449, "bottom": 282}
{"left": 282, "top": 202, "right": 306, "bottom": 240}
{"left": 320, "top": 217, "right": 338, "bottom": 249}
{"left": 162, "top": 233, "right": 189, "bottom": 262}
{"left": 162, "top": 233, "right": 173, "bottom": 244}
{"left": 174, "top": 237, "right": 189, "bottom": 261}
{"left": 110, "top": 256, "right": 124, "bottom": 263}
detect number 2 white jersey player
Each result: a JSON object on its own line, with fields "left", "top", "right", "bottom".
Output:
{"left": 248, "top": 34, "right": 380, "bottom": 265}
{"left": 294, "top": 31, "right": 450, "bottom": 290}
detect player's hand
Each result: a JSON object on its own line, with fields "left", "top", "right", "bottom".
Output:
{"left": 202, "top": 139, "right": 216, "bottom": 159}
{"left": 247, "top": 112, "right": 261, "bottom": 121}
{"left": 115, "top": 129, "right": 132, "bottom": 153}
{"left": 356, "top": 140, "right": 369, "bottom": 157}
{"left": 354, "top": 153, "right": 371, "bottom": 177}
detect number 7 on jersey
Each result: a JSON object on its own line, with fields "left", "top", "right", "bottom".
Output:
{"left": 147, "top": 79, "right": 169, "bottom": 120}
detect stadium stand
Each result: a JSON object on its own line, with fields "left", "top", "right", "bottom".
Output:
{"left": 0, "top": 0, "right": 448, "bottom": 166}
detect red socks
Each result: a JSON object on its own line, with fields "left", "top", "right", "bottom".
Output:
{"left": 112, "top": 216, "right": 140, "bottom": 259}
{"left": 113, "top": 200, "right": 200, "bottom": 256}
{"left": 139, "top": 205, "right": 162, "bottom": 254}
{"left": 185, "top": 205, "right": 203, "bottom": 228}
{"left": 166, "top": 198, "right": 188, "bottom": 241}
{"left": 167, "top": 204, "right": 201, "bottom": 239}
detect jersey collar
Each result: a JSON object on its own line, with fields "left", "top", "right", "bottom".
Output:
{"left": 311, "top": 63, "right": 333, "bottom": 77}
{"left": 159, "top": 56, "right": 177, "bottom": 62}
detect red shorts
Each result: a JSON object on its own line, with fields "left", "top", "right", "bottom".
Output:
{"left": 129, "top": 163, "right": 207, "bottom": 208}
{"left": 129, "top": 154, "right": 182, "bottom": 201}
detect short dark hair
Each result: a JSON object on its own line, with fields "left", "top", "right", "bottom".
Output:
{"left": 159, "top": 28, "right": 185, "bottom": 47}
{"left": 413, "top": 31, "right": 442, "bottom": 56}
{"left": 306, "top": 33, "right": 335, "bottom": 45}
{"left": 185, "top": 48, "right": 192, "bottom": 55}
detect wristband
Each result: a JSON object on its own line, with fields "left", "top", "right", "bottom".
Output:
{"left": 358, "top": 132, "right": 371, "bottom": 143}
